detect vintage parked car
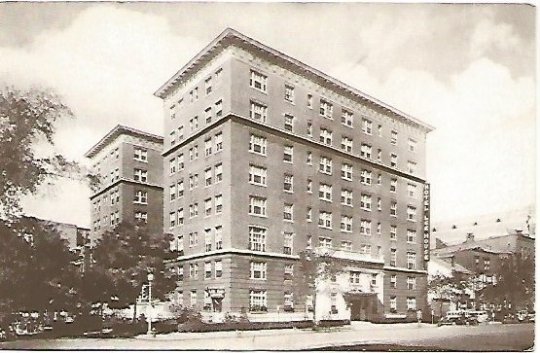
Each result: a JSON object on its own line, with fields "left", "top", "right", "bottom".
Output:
{"left": 466, "top": 310, "right": 489, "bottom": 323}
{"left": 438, "top": 313, "right": 478, "bottom": 326}
{"left": 516, "top": 310, "right": 535, "bottom": 322}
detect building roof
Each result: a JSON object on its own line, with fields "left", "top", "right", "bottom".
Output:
{"left": 430, "top": 206, "right": 535, "bottom": 248}
{"left": 429, "top": 256, "right": 472, "bottom": 275}
{"left": 154, "top": 28, "right": 434, "bottom": 133}
{"left": 84, "top": 124, "right": 164, "bottom": 158}
{"left": 432, "top": 241, "right": 516, "bottom": 258}
{"left": 20, "top": 215, "right": 90, "bottom": 250}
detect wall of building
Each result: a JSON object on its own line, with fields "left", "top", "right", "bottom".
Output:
{"left": 228, "top": 47, "right": 427, "bottom": 179}
{"left": 161, "top": 39, "right": 431, "bottom": 322}
{"left": 89, "top": 133, "right": 164, "bottom": 244}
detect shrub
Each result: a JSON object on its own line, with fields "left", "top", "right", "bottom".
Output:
{"left": 177, "top": 320, "right": 313, "bottom": 333}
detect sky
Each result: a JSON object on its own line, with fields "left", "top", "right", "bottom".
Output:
{"left": 0, "top": 2, "right": 535, "bottom": 227}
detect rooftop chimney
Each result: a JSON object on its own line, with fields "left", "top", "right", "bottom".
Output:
{"left": 465, "top": 232, "right": 475, "bottom": 243}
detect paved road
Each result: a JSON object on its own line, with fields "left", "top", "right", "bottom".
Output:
{"left": 0, "top": 322, "right": 533, "bottom": 351}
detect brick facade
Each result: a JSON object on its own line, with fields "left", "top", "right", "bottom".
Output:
{"left": 85, "top": 125, "right": 164, "bottom": 244}
{"left": 157, "top": 29, "right": 433, "bottom": 322}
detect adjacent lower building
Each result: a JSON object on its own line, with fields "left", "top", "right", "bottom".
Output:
{"left": 20, "top": 215, "right": 91, "bottom": 272}
{"left": 84, "top": 125, "right": 164, "bottom": 245}
{"left": 155, "top": 28, "right": 434, "bottom": 322}
{"left": 429, "top": 230, "right": 535, "bottom": 315}
{"left": 431, "top": 231, "right": 534, "bottom": 279}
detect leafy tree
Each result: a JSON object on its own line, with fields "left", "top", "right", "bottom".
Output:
{"left": 479, "top": 253, "right": 535, "bottom": 311}
{"left": 0, "top": 218, "right": 79, "bottom": 316}
{"left": 87, "top": 221, "right": 176, "bottom": 319}
{"left": 0, "top": 87, "right": 87, "bottom": 218}
{"left": 0, "top": 86, "right": 97, "bottom": 319}
{"left": 294, "top": 248, "right": 343, "bottom": 324}
{"left": 427, "top": 271, "right": 468, "bottom": 315}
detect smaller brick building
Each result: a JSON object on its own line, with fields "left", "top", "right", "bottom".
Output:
{"left": 432, "top": 232, "right": 534, "bottom": 279}
{"left": 429, "top": 230, "right": 535, "bottom": 314}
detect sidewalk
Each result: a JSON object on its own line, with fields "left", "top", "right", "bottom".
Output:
{"left": 135, "top": 322, "right": 436, "bottom": 344}
{"left": 0, "top": 322, "right": 531, "bottom": 350}
{"left": 131, "top": 322, "right": 528, "bottom": 351}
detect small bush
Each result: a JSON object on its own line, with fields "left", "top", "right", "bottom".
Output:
{"left": 174, "top": 307, "right": 203, "bottom": 324}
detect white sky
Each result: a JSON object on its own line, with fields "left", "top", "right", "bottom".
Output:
{"left": 0, "top": 2, "right": 535, "bottom": 227}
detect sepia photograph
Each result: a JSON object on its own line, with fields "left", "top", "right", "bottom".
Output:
{"left": 0, "top": 1, "right": 535, "bottom": 351}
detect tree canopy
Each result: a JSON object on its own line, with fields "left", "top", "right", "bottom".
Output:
{"left": 0, "top": 218, "right": 80, "bottom": 316}
{"left": 294, "top": 248, "right": 344, "bottom": 323}
{"left": 88, "top": 221, "right": 176, "bottom": 311}
{"left": 479, "top": 253, "right": 535, "bottom": 311}
{"left": 0, "top": 86, "right": 99, "bottom": 220}
{"left": 0, "top": 86, "right": 96, "bottom": 319}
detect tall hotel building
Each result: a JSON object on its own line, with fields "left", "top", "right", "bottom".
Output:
{"left": 155, "top": 29, "right": 434, "bottom": 322}
{"left": 85, "top": 125, "right": 164, "bottom": 245}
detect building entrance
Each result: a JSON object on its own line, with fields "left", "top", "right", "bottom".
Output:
{"left": 346, "top": 293, "right": 378, "bottom": 321}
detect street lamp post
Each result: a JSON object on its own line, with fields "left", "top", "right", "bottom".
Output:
{"left": 147, "top": 272, "right": 154, "bottom": 336}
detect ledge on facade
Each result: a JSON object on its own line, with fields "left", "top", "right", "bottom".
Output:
{"left": 89, "top": 177, "right": 164, "bottom": 199}
{"left": 313, "top": 247, "right": 385, "bottom": 265}
{"left": 383, "top": 266, "right": 428, "bottom": 274}
{"left": 84, "top": 124, "right": 163, "bottom": 158}
{"left": 173, "top": 248, "right": 300, "bottom": 262}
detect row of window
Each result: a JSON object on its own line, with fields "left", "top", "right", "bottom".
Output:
{"left": 269, "top": 139, "right": 418, "bottom": 175}
{"left": 247, "top": 184, "right": 417, "bottom": 223}
{"left": 181, "top": 289, "right": 415, "bottom": 313}
{"left": 176, "top": 258, "right": 223, "bottom": 282}
{"left": 389, "top": 275, "right": 418, "bottom": 290}
{"left": 168, "top": 132, "right": 223, "bottom": 175}
{"left": 93, "top": 146, "right": 151, "bottom": 181}
{"left": 177, "top": 264, "right": 418, "bottom": 290}
{"left": 171, "top": 221, "right": 418, "bottom": 263}
{"left": 168, "top": 195, "right": 223, "bottom": 228}
{"left": 168, "top": 163, "right": 222, "bottom": 202}
{"left": 249, "top": 68, "right": 419, "bottom": 149}
{"left": 92, "top": 210, "right": 149, "bottom": 231}
{"left": 92, "top": 147, "right": 120, "bottom": 172}
{"left": 389, "top": 249, "right": 417, "bottom": 269}
{"left": 169, "top": 68, "right": 223, "bottom": 118}
{"left": 249, "top": 134, "right": 419, "bottom": 192}
{"left": 349, "top": 271, "right": 378, "bottom": 286}
{"left": 92, "top": 189, "right": 148, "bottom": 213}
{"left": 248, "top": 196, "right": 418, "bottom": 234}
{"left": 179, "top": 288, "right": 293, "bottom": 313}
{"left": 247, "top": 226, "right": 407, "bottom": 262}
{"left": 171, "top": 225, "right": 224, "bottom": 253}
{"left": 92, "top": 169, "right": 151, "bottom": 210}
{"left": 390, "top": 296, "right": 417, "bottom": 312}
{"left": 474, "top": 256, "right": 492, "bottom": 271}
{"left": 169, "top": 100, "right": 223, "bottom": 146}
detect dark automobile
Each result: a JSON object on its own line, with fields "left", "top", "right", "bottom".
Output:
{"left": 438, "top": 315, "right": 478, "bottom": 326}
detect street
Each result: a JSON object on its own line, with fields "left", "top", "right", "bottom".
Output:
{"left": 0, "top": 322, "right": 533, "bottom": 351}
